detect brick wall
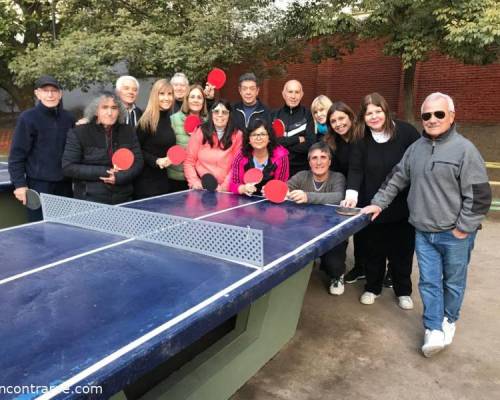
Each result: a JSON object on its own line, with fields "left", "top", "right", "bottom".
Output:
{"left": 220, "top": 40, "right": 500, "bottom": 123}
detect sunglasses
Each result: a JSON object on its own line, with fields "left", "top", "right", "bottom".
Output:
{"left": 421, "top": 111, "right": 446, "bottom": 121}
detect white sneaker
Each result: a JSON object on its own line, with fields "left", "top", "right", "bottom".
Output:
{"left": 329, "top": 276, "right": 345, "bottom": 296}
{"left": 360, "top": 291, "right": 378, "bottom": 305}
{"left": 442, "top": 317, "right": 456, "bottom": 346}
{"left": 398, "top": 296, "right": 414, "bottom": 310}
{"left": 421, "top": 329, "right": 445, "bottom": 357}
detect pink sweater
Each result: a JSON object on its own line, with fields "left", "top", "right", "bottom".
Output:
{"left": 229, "top": 145, "right": 289, "bottom": 194}
{"left": 184, "top": 127, "right": 243, "bottom": 191}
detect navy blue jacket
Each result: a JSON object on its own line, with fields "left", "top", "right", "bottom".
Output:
{"left": 232, "top": 100, "right": 272, "bottom": 133}
{"left": 8, "top": 102, "right": 75, "bottom": 188}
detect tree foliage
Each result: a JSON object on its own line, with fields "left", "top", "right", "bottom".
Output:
{"left": 2, "top": 0, "right": 313, "bottom": 109}
{"left": 2, "top": 0, "right": 499, "bottom": 112}
{"left": 283, "top": 0, "right": 500, "bottom": 119}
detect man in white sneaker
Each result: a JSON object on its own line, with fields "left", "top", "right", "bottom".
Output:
{"left": 362, "top": 93, "right": 491, "bottom": 357}
{"left": 287, "top": 142, "right": 347, "bottom": 295}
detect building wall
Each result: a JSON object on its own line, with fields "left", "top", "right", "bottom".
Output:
{"left": 220, "top": 40, "right": 500, "bottom": 123}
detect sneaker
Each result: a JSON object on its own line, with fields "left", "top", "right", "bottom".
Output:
{"left": 421, "top": 329, "right": 445, "bottom": 357}
{"left": 442, "top": 317, "right": 456, "bottom": 346}
{"left": 345, "top": 266, "right": 366, "bottom": 283}
{"left": 398, "top": 296, "right": 414, "bottom": 310}
{"left": 329, "top": 276, "right": 345, "bottom": 295}
{"left": 383, "top": 270, "right": 393, "bottom": 288}
{"left": 360, "top": 291, "right": 378, "bottom": 305}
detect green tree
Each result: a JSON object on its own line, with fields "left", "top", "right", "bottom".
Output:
{"left": 283, "top": 0, "right": 500, "bottom": 121}
{"left": 2, "top": 0, "right": 299, "bottom": 110}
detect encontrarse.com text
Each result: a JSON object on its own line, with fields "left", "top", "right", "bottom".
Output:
{"left": 0, "top": 385, "right": 103, "bottom": 395}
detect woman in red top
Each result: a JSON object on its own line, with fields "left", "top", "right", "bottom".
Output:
{"left": 229, "top": 118, "right": 289, "bottom": 196}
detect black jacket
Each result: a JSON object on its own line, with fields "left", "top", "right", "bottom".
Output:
{"left": 134, "top": 110, "right": 176, "bottom": 198}
{"left": 232, "top": 100, "right": 272, "bottom": 133}
{"left": 8, "top": 102, "right": 75, "bottom": 187}
{"left": 348, "top": 120, "right": 420, "bottom": 223}
{"left": 62, "top": 122, "right": 143, "bottom": 204}
{"left": 271, "top": 104, "right": 315, "bottom": 174}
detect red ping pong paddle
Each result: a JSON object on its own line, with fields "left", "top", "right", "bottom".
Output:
{"left": 201, "top": 173, "right": 218, "bottom": 192}
{"left": 112, "top": 148, "right": 134, "bottom": 170}
{"left": 167, "top": 145, "right": 187, "bottom": 165}
{"left": 243, "top": 168, "right": 263, "bottom": 184}
{"left": 272, "top": 119, "right": 285, "bottom": 138}
{"left": 207, "top": 68, "right": 226, "bottom": 90}
{"left": 263, "top": 179, "right": 288, "bottom": 203}
{"left": 184, "top": 115, "right": 202, "bottom": 134}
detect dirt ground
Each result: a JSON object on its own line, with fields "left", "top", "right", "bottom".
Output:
{"left": 231, "top": 216, "right": 500, "bottom": 400}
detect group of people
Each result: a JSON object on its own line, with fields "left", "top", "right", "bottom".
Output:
{"left": 8, "top": 71, "right": 491, "bottom": 358}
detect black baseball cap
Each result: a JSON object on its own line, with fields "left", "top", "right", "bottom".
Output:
{"left": 35, "top": 75, "right": 62, "bottom": 90}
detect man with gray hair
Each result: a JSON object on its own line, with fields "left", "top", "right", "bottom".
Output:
{"left": 232, "top": 72, "right": 271, "bottom": 132}
{"left": 170, "top": 72, "right": 189, "bottom": 113}
{"left": 115, "top": 75, "right": 142, "bottom": 127}
{"left": 362, "top": 92, "right": 491, "bottom": 357}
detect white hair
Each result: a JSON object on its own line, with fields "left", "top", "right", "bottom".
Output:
{"left": 115, "top": 75, "right": 140, "bottom": 91}
{"left": 170, "top": 72, "right": 189, "bottom": 86}
{"left": 421, "top": 92, "right": 455, "bottom": 113}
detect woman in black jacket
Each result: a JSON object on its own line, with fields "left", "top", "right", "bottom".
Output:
{"left": 134, "top": 79, "right": 176, "bottom": 199}
{"left": 344, "top": 93, "right": 420, "bottom": 309}
{"left": 62, "top": 92, "right": 143, "bottom": 204}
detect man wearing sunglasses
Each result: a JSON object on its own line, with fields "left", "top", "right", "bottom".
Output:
{"left": 361, "top": 92, "right": 491, "bottom": 358}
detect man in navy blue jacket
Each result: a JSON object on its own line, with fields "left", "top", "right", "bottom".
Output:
{"left": 8, "top": 75, "right": 75, "bottom": 221}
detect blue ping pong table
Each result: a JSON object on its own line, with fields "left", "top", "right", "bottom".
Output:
{"left": 0, "top": 190, "right": 369, "bottom": 400}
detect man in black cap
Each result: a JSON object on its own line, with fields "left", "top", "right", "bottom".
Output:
{"left": 8, "top": 75, "right": 75, "bottom": 221}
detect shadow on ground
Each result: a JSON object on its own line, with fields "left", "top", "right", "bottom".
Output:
{"left": 231, "top": 217, "right": 500, "bottom": 400}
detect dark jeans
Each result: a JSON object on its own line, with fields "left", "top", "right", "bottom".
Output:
{"left": 26, "top": 178, "right": 73, "bottom": 222}
{"left": 364, "top": 221, "right": 415, "bottom": 296}
{"left": 320, "top": 240, "right": 348, "bottom": 280}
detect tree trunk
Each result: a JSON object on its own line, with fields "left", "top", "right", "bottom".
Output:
{"left": 1, "top": 82, "right": 35, "bottom": 112}
{"left": 402, "top": 63, "right": 416, "bottom": 124}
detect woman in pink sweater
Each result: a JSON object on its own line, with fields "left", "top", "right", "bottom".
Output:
{"left": 184, "top": 99, "right": 242, "bottom": 191}
{"left": 229, "top": 118, "right": 289, "bottom": 196}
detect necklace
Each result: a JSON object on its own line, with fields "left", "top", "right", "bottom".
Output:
{"left": 313, "top": 178, "right": 326, "bottom": 192}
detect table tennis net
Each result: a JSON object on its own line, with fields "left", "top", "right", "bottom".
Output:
{"left": 40, "top": 194, "right": 264, "bottom": 267}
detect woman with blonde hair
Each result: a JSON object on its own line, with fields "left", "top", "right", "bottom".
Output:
{"left": 134, "top": 79, "right": 176, "bottom": 199}
{"left": 169, "top": 84, "right": 208, "bottom": 192}
{"left": 311, "top": 95, "right": 333, "bottom": 141}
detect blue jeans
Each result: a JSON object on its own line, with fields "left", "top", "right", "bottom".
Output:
{"left": 416, "top": 229, "right": 476, "bottom": 331}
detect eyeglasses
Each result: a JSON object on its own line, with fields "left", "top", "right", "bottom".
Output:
{"left": 421, "top": 111, "right": 446, "bottom": 121}
{"left": 249, "top": 132, "right": 268, "bottom": 139}
{"left": 212, "top": 109, "right": 229, "bottom": 116}
{"left": 38, "top": 88, "right": 60, "bottom": 95}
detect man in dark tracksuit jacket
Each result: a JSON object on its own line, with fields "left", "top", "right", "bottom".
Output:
{"left": 363, "top": 92, "right": 492, "bottom": 358}
{"left": 271, "top": 80, "right": 315, "bottom": 176}
{"left": 8, "top": 75, "right": 75, "bottom": 221}
{"left": 231, "top": 72, "right": 272, "bottom": 133}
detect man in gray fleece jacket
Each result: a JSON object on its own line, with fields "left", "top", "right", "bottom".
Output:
{"left": 362, "top": 93, "right": 491, "bottom": 358}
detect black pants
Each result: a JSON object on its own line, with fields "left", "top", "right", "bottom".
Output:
{"left": 363, "top": 220, "right": 415, "bottom": 296}
{"left": 26, "top": 178, "right": 73, "bottom": 222}
{"left": 169, "top": 179, "right": 189, "bottom": 193}
{"left": 353, "top": 229, "right": 369, "bottom": 270}
{"left": 320, "top": 240, "right": 348, "bottom": 280}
